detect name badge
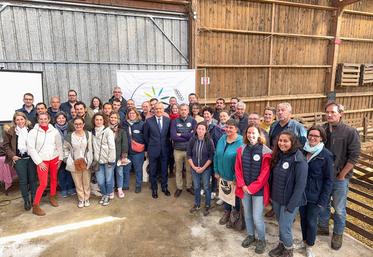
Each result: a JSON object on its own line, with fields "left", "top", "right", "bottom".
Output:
{"left": 282, "top": 162, "right": 289, "bottom": 170}
{"left": 186, "top": 122, "right": 192, "bottom": 127}
{"left": 253, "top": 154, "right": 261, "bottom": 161}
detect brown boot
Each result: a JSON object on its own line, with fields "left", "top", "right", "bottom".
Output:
{"left": 32, "top": 204, "right": 46, "bottom": 216}
{"left": 219, "top": 210, "right": 231, "bottom": 225}
{"left": 265, "top": 207, "right": 275, "bottom": 217}
{"left": 331, "top": 233, "right": 343, "bottom": 250}
{"left": 49, "top": 195, "right": 59, "bottom": 207}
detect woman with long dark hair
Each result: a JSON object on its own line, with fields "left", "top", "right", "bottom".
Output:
{"left": 269, "top": 131, "right": 308, "bottom": 257}
{"left": 187, "top": 122, "right": 215, "bottom": 216}
{"left": 54, "top": 111, "right": 76, "bottom": 197}
{"left": 91, "top": 113, "right": 116, "bottom": 206}
{"left": 3, "top": 112, "right": 37, "bottom": 211}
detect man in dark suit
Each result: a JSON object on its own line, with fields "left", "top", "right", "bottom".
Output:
{"left": 144, "top": 102, "right": 171, "bottom": 199}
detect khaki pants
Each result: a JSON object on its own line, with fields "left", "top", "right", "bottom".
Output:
{"left": 71, "top": 170, "right": 91, "bottom": 201}
{"left": 174, "top": 149, "right": 192, "bottom": 190}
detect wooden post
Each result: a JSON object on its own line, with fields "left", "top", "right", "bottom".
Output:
{"left": 363, "top": 116, "right": 368, "bottom": 142}
{"left": 188, "top": 0, "right": 197, "bottom": 69}
{"left": 325, "top": 8, "right": 344, "bottom": 95}
{"left": 267, "top": 2, "right": 275, "bottom": 107}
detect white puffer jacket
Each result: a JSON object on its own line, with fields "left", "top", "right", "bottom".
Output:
{"left": 92, "top": 127, "right": 116, "bottom": 164}
{"left": 63, "top": 131, "right": 93, "bottom": 172}
{"left": 27, "top": 124, "right": 63, "bottom": 165}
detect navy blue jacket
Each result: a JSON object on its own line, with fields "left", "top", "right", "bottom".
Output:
{"left": 186, "top": 135, "right": 215, "bottom": 168}
{"left": 304, "top": 148, "right": 333, "bottom": 207}
{"left": 122, "top": 119, "right": 145, "bottom": 155}
{"left": 170, "top": 116, "right": 196, "bottom": 151}
{"left": 144, "top": 116, "right": 171, "bottom": 158}
{"left": 60, "top": 101, "right": 74, "bottom": 120}
{"left": 270, "top": 149, "right": 308, "bottom": 212}
{"left": 16, "top": 105, "right": 37, "bottom": 125}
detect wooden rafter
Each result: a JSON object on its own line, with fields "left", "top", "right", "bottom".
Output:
{"left": 332, "top": 0, "right": 361, "bottom": 8}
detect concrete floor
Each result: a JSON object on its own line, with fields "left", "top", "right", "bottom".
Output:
{"left": 0, "top": 177, "right": 372, "bottom": 257}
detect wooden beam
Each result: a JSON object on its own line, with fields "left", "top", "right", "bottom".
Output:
{"left": 332, "top": 0, "right": 361, "bottom": 8}
{"left": 188, "top": 0, "right": 197, "bottom": 68}
{"left": 244, "top": 0, "right": 336, "bottom": 10}
{"left": 344, "top": 9, "right": 373, "bottom": 17}
{"left": 197, "top": 64, "right": 331, "bottom": 68}
{"left": 199, "top": 27, "right": 334, "bottom": 40}
{"left": 325, "top": 9, "right": 344, "bottom": 95}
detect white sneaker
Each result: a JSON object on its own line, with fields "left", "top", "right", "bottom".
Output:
{"left": 216, "top": 199, "right": 224, "bottom": 205}
{"left": 109, "top": 192, "right": 115, "bottom": 199}
{"left": 84, "top": 199, "right": 90, "bottom": 207}
{"left": 99, "top": 196, "right": 105, "bottom": 204}
{"left": 77, "top": 200, "right": 84, "bottom": 208}
{"left": 211, "top": 192, "right": 216, "bottom": 200}
{"left": 117, "top": 188, "right": 125, "bottom": 198}
{"left": 200, "top": 189, "right": 205, "bottom": 196}
{"left": 306, "top": 247, "right": 315, "bottom": 257}
{"left": 102, "top": 196, "right": 110, "bottom": 206}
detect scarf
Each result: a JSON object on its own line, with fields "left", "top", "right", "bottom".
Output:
{"left": 110, "top": 123, "right": 119, "bottom": 138}
{"left": 40, "top": 124, "right": 49, "bottom": 132}
{"left": 169, "top": 113, "right": 180, "bottom": 120}
{"left": 15, "top": 126, "right": 28, "bottom": 154}
{"left": 55, "top": 123, "right": 68, "bottom": 140}
{"left": 94, "top": 126, "right": 105, "bottom": 136}
{"left": 303, "top": 142, "right": 324, "bottom": 162}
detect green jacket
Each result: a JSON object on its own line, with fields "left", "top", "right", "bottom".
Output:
{"left": 214, "top": 134, "right": 243, "bottom": 181}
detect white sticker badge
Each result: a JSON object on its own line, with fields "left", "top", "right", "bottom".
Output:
{"left": 282, "top": 162, "right": 289, "bottom": 170}
{"left": 253, "top": 154, "right": 261, "bottom": 161}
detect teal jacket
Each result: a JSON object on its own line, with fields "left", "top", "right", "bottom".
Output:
{"left": 214, "top": 134, "right": 243, "bottom": 181}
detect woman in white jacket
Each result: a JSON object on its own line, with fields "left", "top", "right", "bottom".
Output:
{"left": 92, "top": 113, "right": 116, "bottom": 206}
{"left": 27, "top": 112, "right": 63, "bottom": 216}
{"left": 64, "top": 117, "right": 93, "bottom": 208}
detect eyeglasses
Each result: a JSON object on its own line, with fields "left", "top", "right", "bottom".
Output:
{"left": 308, "top": 134, "right": 321, "bottom": 138}
{"left": 68, "top": 94, "right": 76, "bottom": 97}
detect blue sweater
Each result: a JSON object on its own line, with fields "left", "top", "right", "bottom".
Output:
{"left": 270, "top": 149, "right": 308, "bottom": 212}
{"left": 214, "top": 134, "right": 243, "bottom": 181}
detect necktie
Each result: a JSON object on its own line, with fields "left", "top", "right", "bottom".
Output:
{"left": 157, "top": 118, "right": 162, "bottom": 132}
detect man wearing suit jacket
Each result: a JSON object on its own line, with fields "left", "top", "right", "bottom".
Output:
{"left": 144, "top": 102, "right": 171, "bottom": 199}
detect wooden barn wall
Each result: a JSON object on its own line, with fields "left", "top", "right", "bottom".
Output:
{"left": 195, "top": 0, "right": 373, "bottom": 121}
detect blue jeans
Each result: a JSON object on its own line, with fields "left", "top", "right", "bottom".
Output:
{"left": 58, "top": 162, "right": 75, "bottom": 193}
{"left": 318, "top": 178, "right": 349, "bottom": 235}
{"left": 300, "top": 203, "right": 320, "bottom": 246}
{"left": 115, "top": 164, "right": 128, "bottom": 189}
{"left": 242, "top": 193, "right": 265, "bottom": 241}
{"left": 224, "top": 196, "right": 240, "bottom": 212}
{"left": 192, "top": 168, "right": 211, "bottom": 207}
{"left": 129, "top": 152, "right": 145, "bottom": 188}
{"left": 95, "top": 164, "right": 114, "bottom": 196}
{"left": 272, "top": 201, "right": 299, "bottom": 248}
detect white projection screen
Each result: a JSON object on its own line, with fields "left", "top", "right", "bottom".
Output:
{"left": 0, "top": 70, "right": 43, "bottom": 122}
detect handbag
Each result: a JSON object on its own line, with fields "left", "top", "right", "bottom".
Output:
{"left": 91, "top": 132, "right": 104, "bottom": 172}
{"left": 131, "top": 139, "right": 145, "bottom": 153}
{"left": 74, "top": 158, "right": 87, "bottom": 172}
{"left": 128, "top": 125, "right": 144, "bottom": 153}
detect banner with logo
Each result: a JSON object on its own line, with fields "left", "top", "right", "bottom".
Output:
{"left": 116, "top": 70, "right": 196, "bottom": 108}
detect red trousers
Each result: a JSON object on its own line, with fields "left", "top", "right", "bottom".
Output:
{"left": 33, "top": 157, "right": 59, "bottom": 205}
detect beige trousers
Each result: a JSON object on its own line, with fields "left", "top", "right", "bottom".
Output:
{"left": 71, "top": 170, "right": 91, "bottom": 201}
{"left": 174, "top": 149, "right": 192, "bottom": 190}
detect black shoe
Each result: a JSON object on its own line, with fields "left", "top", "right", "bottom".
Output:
{"left": 203, "top": 206, "right": 210, "bottom": 216}
{"left": 190, "top": 205, "right": 200, "bottom": 213}
{"left": 135, "top": 187, "right": 141, "bottom": 193}
{"left": 162, "top": 188, "right": 171, "bottom": 196}
{"left": 174, "top": 189, "right": 182, "bottom": 198}
{"left": 269, "top": 243, "right": 284, "bottom": 257}
{"left": 331, "top": 233, "right": 343, "bottom": 250}
{"left": 241, "top": 235, "right": 255, "bottom": 248}
{"left": 152, "top": 190, "right": 158, "bottom": 199}
{"left": 255, "top": 240, "right": 266, "bottom": 254}
{"left": 186, "top": 188, "right": 194, "bottom": 195}
{"left": 24, "top": 200, "right": 31, "bottom": 211}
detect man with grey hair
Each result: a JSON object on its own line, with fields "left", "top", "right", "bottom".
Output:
{"left": 269, "top": 102, "right": 307, "bottom": 148}
{"left": 109, "top": 86, "right": 127, "bottom": 113}
{"left": 48, "top": 96, "right": 61, "bottom": 123}
{"left": 171, "top": 103, "right": 197, "bottom": 197}
{"left": 234, "top": 101, "right": 248, "bottom": 135}
{"left": 318, "top": 101, "right": 360, "bottom": 250}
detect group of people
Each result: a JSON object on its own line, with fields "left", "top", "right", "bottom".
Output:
{"left": 1, "top": 87, "right": 361, "bottom": 257}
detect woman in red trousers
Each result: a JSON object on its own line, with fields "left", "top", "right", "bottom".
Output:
{"left": 27, "top": 112, "right": 63, "bottom": 216}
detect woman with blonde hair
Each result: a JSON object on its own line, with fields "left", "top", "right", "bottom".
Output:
{"left": 3, "top": 112, "right": 37, "bottom": 211}
{"left": 27, "top": 112, "right": 63, "bottom": 216}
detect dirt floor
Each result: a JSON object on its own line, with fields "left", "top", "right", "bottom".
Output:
{"left": 0, "top": 177, "right": 372, "bottom": 257}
